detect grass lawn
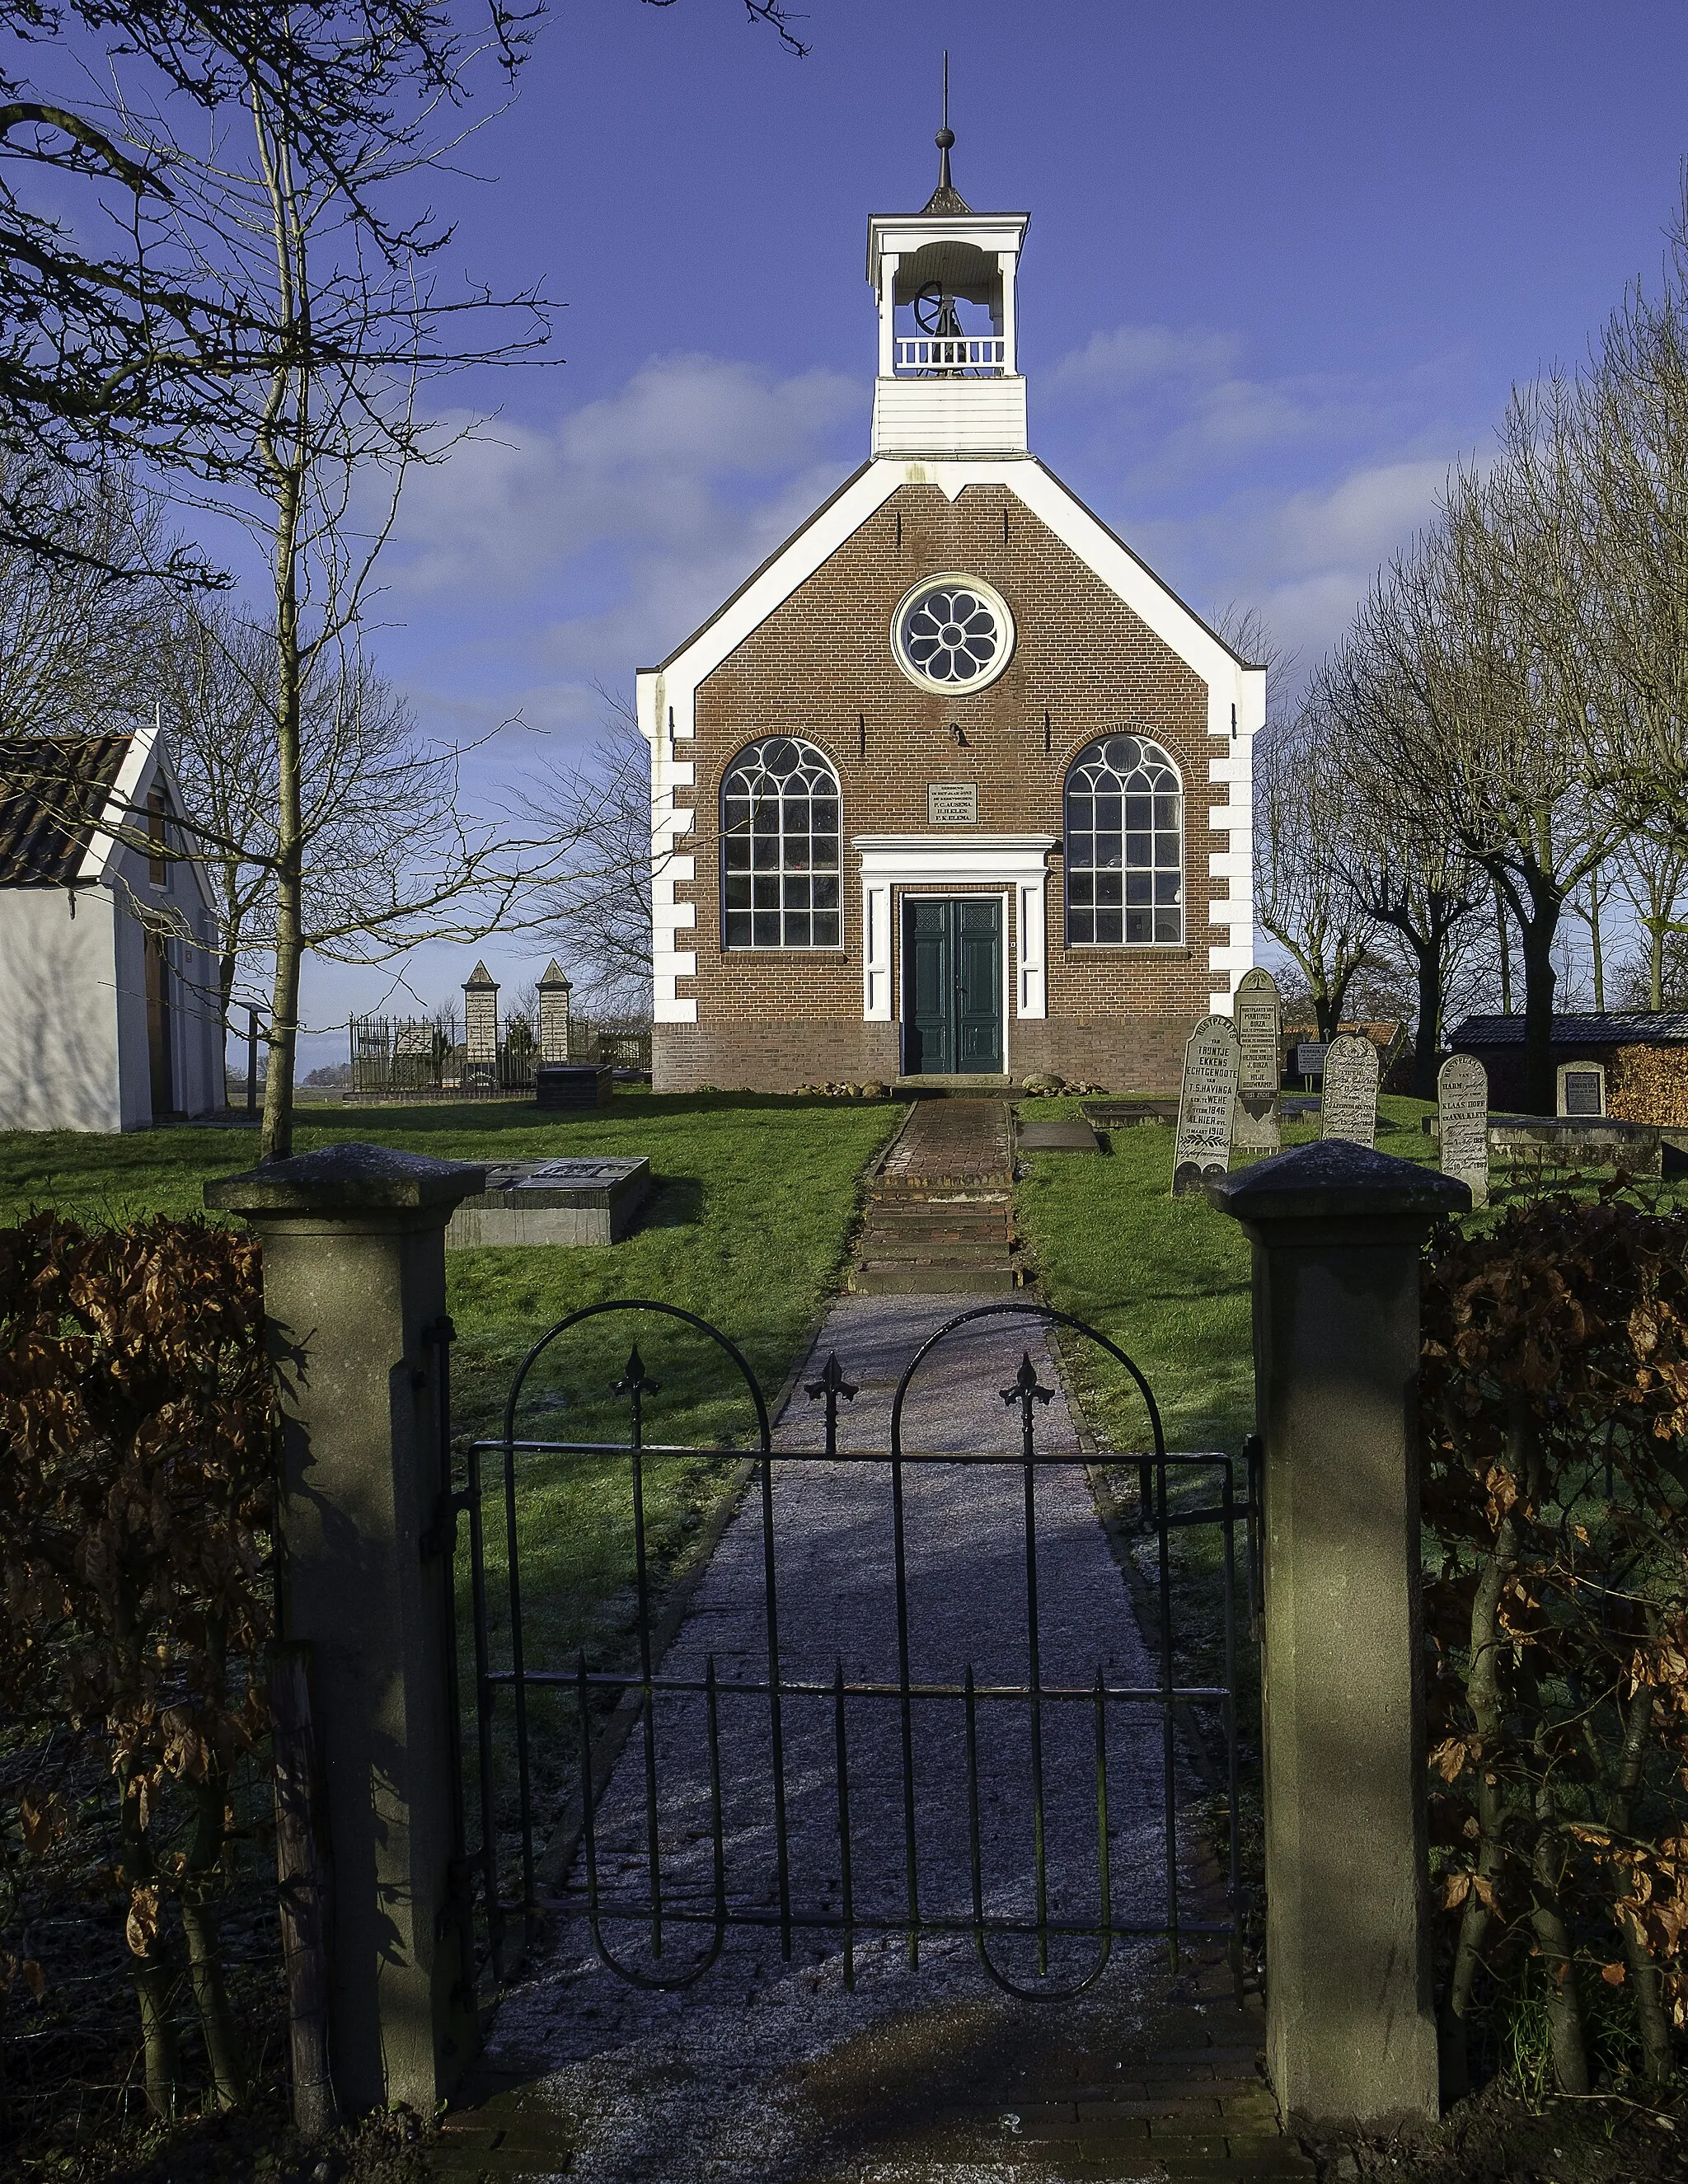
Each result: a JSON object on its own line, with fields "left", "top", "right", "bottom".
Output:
{"left": 1013, "top": 1090, "right": 1444, "bottom": 1457}
{"left": 0, "top": 1090, "right": 903, "bottom": 1681}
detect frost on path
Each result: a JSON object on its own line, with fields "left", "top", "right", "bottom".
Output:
{"left": 485, "top": 1298, "right": 1189, "bottom": 2183}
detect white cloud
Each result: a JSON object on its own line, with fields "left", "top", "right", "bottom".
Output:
{"left": 377, "top": 351, "right": 862, "bottom": 749}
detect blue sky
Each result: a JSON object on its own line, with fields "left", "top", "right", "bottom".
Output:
{"left": 287, "top": 0, "right": 1688, "bottom": 1055}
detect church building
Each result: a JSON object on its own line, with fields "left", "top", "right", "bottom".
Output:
{"left": 637, "top": 127, "right": 1264, "bottom": 1093}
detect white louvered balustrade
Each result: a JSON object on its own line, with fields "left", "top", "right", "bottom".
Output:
{"left": 893, "top": 334, "right": 1006, "bottom": 373}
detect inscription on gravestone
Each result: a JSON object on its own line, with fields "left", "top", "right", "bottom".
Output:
{"left": 1320, "top": 1031, "right": 1380, "bottom": 1150}
{"left": 1558, "top": 1062, "right": 1606, "bottom": 1118}
{"left": 1173, "top": 1015, "right": 1241, "bottom": 1197}
{"left": 1437, "top": 1052, "right": 1489, "bottom": 1210}
{"left": 1231, "top": 967, "right": 1282, "bottom": 1155}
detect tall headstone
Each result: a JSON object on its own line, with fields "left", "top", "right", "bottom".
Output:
{"left": 1437, "top": 1052, "right": 1489, "bottom": 1209}
{"left": 1173, "top": 1014, "right": 1241, "bottom": 1196}
{"left": 1232, "top": 967, "right": 1283, "bottom": 1154}
{"left": 462, "top": 962, "right": 499, "bottom": 1087}
{"left": 1320, "top": 1031, "right": 1379, "bottom": 1150}
{"left": 537, "top": 958, "right": 573, "bottom": 1064}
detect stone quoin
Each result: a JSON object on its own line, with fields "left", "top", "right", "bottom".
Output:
{"left": 636, "top": 127, "right": 1266, "bottom": 1094}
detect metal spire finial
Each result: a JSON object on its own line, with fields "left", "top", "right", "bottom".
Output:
{"left": 935, "top": 50, "right": 954, "bottom": 185}
{"left": 921, "top": 49, "right": 971, "bottom": 216}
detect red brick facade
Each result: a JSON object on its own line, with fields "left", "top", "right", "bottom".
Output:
{"left": 654, "top": 480, "right": 1230, "bottom": 1093}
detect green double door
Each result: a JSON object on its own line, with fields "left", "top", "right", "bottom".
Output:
{"left": 902, "top": 897, "right": 1004, "bottom": 1076}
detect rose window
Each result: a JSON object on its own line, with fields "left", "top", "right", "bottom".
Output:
{"left": 892, "top": 575, "right": 1015, "bottom": 693}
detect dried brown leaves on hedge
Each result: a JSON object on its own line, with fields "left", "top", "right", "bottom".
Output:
{"left": 0, "top": 1213, "right": 278, "bottom": 2117}
{"left": 1421, "top": 1188, "right": 1688, "bottom": 2095}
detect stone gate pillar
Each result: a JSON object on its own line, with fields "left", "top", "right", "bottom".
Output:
{"left": 1210, "top": 1139, "right": 1467, "bottom": 2134}
{"left": 206, "top": 1142, "right": 486, "bottom": 2118}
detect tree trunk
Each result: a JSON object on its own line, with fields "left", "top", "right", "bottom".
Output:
{"left": 1588, "top": 883, "right": 1605, "bottom": 1010}
{"left": 118, "top": 1760, "right": 181, "bottom": 2117}
{"left": 181, "top": 1768, "right": 245, "bottom": 2110}
{"left": 1607, "top": 1680, "right": 1672, "bottom": 2083}
{"left": 1495, "top": 882, "right": 1513, "bottom": 1014}
{"left": 1439, "top": 1508, "right": 1517, "bottom": 2097}
{"left": 1412, "top": 936, "right": 1442, "bottom": 1099}
{"left": 260, "top": 468, "right": 304, "bottom": 1165}
{"left": 1650, "top": 919, "right": 1666, "bottom": 1011}
{"left": 1517, "top": 906, "right": 1559, "bottom": 1115}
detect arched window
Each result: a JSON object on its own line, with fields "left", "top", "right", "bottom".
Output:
{"left": 721, "top": 737, "right": 842, "bottom": 949}
{"left": 1064, "top": 733, "right": 1184, "bottom": 945}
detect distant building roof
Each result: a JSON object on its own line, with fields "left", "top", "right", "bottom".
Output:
{"left": 1450, "top": 1010, "right": 1688, "bottom": 1048}
{"left": 0, "top": 733, "right": 133, "bottom": 886}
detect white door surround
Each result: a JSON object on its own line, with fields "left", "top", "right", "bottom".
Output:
{"left": 854, "top": 833, "right": 1056, "bottom": 1026}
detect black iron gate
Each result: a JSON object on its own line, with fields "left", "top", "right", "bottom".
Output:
{"left": 436, "top": 1299, "right": 1258, "bottom": 2004}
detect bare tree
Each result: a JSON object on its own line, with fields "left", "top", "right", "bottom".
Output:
{"left": 1329, "top": 647, "right": 1482, "bottom": 1095}
{"left": 0, "top": 465, "right": 165, "bottom": 733}
{"left": 1348, "top": 432, "right": 1622, "bottom": 1113}
{"left": 521, "top": 696, "right": 658, "bottom": 1017}
{"left": 1613, "top": 828, "right": 1688, "bottom": 1010}
{"left": 1254, "top": 681, "right": 1379, "bottom": 1039}
{"left": 157, "top": 594, "right": 499, "bottom": 1036}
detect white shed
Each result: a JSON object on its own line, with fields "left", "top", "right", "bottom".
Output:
{"left": 0, "top": 725, "right": 226, "bottom": 1130}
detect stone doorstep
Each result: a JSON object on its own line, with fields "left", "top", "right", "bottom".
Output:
{"left": 857, "top": 1237, "right": 1019, "bottom": 1265}
{"left": 852, "top": 1262, "right": 1022, "bottom": 1294}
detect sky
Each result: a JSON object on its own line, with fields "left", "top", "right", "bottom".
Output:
{"left": 276, "top": 0, "right": 1688, "bottom": 1063}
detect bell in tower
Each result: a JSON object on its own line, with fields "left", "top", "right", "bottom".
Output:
{"left": 865, "top": 69, "right": 1031, "bottom": 459}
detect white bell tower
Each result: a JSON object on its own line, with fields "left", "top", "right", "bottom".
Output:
{"left": 866, "top": 92, "right": 1029, "bottom": 462}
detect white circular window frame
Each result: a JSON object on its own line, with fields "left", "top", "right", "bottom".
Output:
{"left": 889, "top": 572, "right": 1016, "bottom": 696}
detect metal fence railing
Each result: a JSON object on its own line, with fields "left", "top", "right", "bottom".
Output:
{"left": 347, "top": 1012, "right": 651, "bottom": 1100}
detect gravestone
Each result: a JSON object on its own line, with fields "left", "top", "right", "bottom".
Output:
{"left": 1320, "top": 1032, "right": 1379, "bottom": 1150}
{"left": 1557, "top": 1060, "right": 1606, "bottom": 1118}
{"left": 1295, "top": 1041, "right": 1328, "bottom": 1082}
{"left": 1437, "top": 1052, "right": 1489, "bottom": 1209}
{"left": 446, "top": 1155, "right": 653, "bottom": 1246}
{"left": 1173, "top": 1014, "right": 1241, "bottom": 1196}
{"left": 537, "top": 958, "right": 573, "bottom": 1064}
{"left": 1232, "top": 967, "right": 1283, "bottom": 1154}
{"left": 462, "top": 961, "right": 499, "bottom": 1087}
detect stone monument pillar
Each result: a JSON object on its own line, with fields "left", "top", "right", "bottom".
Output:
{"left": 1232, "top": 967, "right": 1283, "bottom": 1155}
{"left": 1211, "top": 1140, "right": 1468, "bottom": 2132}
{"left": 1437, "top": 1053, "right": 1489, "bottom": 1208}
{"left": 1320, "top": 1030, "right": 1380, "bottom": 1149}
{"left": 1172, "top": 1014, "right": 1240, "bottom": 1196}
{"left": 537, "top": 958, "right": 573, "bottom": 1064}
{"left": 204, "top": 1144, "right": 487, "bottom": 2117}
{"left": 462, "top": 962, "right": 499, "bottom": 1089}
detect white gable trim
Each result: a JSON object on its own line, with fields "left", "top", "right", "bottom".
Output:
{"left": 76, "top": 721, "right": 218, "bottom": 921}
{"left": 635, "top": 456, "right": 1266, "bottom": 748}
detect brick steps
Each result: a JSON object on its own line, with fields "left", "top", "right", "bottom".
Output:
{"left": 849, "top": 1097, "right": 1024, "bottom": 1296}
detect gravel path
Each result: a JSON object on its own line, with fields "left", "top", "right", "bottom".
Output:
{"left": 485, "top": 1296, "right": 1184, "bottom": 2183}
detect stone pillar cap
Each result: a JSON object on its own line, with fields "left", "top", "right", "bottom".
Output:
{"left": 1207, "top": 1138, "right": 1470, "bottom": 1223}
{"left": 205, "top": 1141, "right": 488, "bottom": 1215}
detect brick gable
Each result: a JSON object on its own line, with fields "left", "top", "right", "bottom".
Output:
{"left": 655, "top": 479, "right": 1230, "bottom": 1091}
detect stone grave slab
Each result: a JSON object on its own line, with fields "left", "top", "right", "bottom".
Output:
{"left": 1437, "top": 1053, "right": 1489, "bottom": 1209}
{"left": 1320, "top": 1033, "right": 1380, "bottom": 1150}
{"left": 1081, "top": 1098, "right": 1179, "bottom": 1126}
{"left": 1016, "top": 1119, "right": 1100, "bottom": 1152}
{"left": 1173, "top": 1015, "right": 1240, "bottom": 1196}
{"left": 1232, "top": 967, "right": 1283, "bottom": 1154}
{"left": 446, "top": 1155, "right": 653, "bottom": 1247}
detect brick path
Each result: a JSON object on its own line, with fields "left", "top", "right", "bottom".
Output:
{"left": 429, "top": 1285, "right": 1309, "bottom": 2184}
{"left": 853, "top": 1099, "right": 1019, "bottom": 1294}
